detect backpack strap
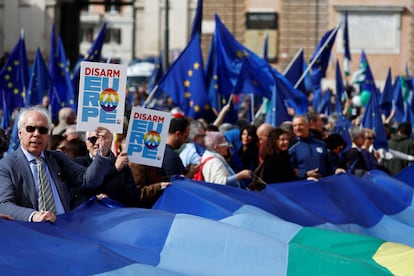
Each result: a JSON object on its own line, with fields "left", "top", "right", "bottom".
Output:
{"left": 199, "top": 156, "right": 215, "bottom": 169}
{"left": 193, "top": 156, "right": 215, "bottom": 181}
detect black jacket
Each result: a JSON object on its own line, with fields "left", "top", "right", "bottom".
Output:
{"left": 72, "top": 155, "right": 140, "bottom": 208}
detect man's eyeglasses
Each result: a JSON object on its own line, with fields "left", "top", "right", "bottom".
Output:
{"left": 217, "top": 142, "right": 230, "bottom": 147}
{"left": 25, "top": 126, "right": 49, "bottom": 134}
{"left": 366, "top": 137, "right": 375, "bottom": 140}
{"left": 87, "top": 136, "right": 98, "bottom": 144}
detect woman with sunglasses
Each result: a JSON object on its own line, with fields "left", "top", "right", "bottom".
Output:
{"left": 361, "top": 128, "right": 378, "bottom": 171}
{"left": 196, "top": 131, "right": 251, "bottom": 188}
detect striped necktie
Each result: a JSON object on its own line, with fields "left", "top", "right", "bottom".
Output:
{"left": 35, "top": 157, "right": 56, "bottom": 214}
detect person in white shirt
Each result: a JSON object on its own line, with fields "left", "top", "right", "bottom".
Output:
{"left": 199, "top": 131, "right": 251, "bottom": 188}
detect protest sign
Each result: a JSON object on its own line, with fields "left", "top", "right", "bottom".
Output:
{"left": 125, "top": 106, "right": 171, "bottom": 167}
{"left": 77, "top": 61, "right": 127, "bottom": 133}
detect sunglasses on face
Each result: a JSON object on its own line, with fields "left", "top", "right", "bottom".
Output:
{"left": 217, "top": 142, "right": 230, "bottom": 147}
{"left": 25, "top": 126, "right": 49, "bottom": 134}
{"left": 87, "top": 136, "right": 98, "bottom": 144}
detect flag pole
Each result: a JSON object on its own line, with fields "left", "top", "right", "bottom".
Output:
{"left": 282, "top": 48, "right": 303, "bottom": 75}
{"left": 250, "top": 93, "right": 255, "bottom": 124}
{"left": 143, "top": 84, "right": 159, "bottom": 108}
{"left": 294, "top": 23, "right": 341, "bottom": 89}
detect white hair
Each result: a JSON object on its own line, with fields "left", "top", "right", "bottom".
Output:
{"left": 17, "top": 105, "right": 51, "bottom": 129}
{"left": 204, "top": 131, "right": 225, "bottom": 151}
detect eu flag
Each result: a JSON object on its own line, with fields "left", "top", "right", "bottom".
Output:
{"left": 157, "top": 33, "right": 211, "bottom": 120}
{"left": 335, "top": 61, "right": 352, "bottom": 147}
{"left": 190, "top": 0, "right": 203, "bottom": 38}
{"left": 72, "top": 22, "right": 107, "bottom": 97}
{"left": 359, "top": 52, "right": 388, "bottom": 150}
{"left": 0, "top": 33, "right": 29, "bottom": 128}
{"left": 310, "top": 27, "right": 338, "bottom": 82}
{"left": 6, "top": 111, "right": 20, "bottom": 154}
{"left": 26, "top": 49, "right": 53, "bottom": 107}
{"left": 265, "top": 80, "right": 291, "bottom": 127}
{"left": 379, "top": 67, "right": 393, "bottom": 118}
{"left": 232, "top": 59, "right": 273, "bottom": 99}
{"left": 284, "top": 48, "right": 312, "bottom": 95}
{"left": 205, "top": 34, "right": 221, "bottom": 111}
{"left": 49, "top": 25, "right": 76, "bottom": 123}
{"left": 392, "top": 76, "right": 405, "bottom": 123}
{"left": 318, "top": 88, "right": 332, "bottom": 116}
{"left": 232, "top": 60, "right": 273, "bottom": 123}
{"left": 309, "top": 27, "right": 338, "bottom": 111}
{"left": 214, "top": 14, "right": 270, "bottom": 99}
{"left": 147, "top": 55, "right": 163, "bottom": 92}
{"left": 84, "top": 22, "right": 107, "bottom": 62}
{"left": 270, "top": 67, "right": 308, "bottom": 116}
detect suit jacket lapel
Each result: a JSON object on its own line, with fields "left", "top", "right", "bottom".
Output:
{"left": 14, "top": 148, "right": 37, "bottom": 208}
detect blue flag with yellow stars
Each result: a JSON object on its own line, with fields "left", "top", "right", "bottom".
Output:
{"left": 71, "top": 22, "right": 107, "bottom": 98}
{"left": 26, "top": 48, "right": 54, "bottom": 107}
{"left": 214, "top": 14, "right": 271, "bottom": 99}
{"left": 157, "top": 33, "right": 212, "bottom": 120}
{"left": 49, "top": 25, "right": 76, "bottom": 123}
{"left": 0, "top": 33, "right": 29, "bottom": 129}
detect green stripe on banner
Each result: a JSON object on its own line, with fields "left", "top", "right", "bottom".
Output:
{"left": 288, "top": 228, "right": 392, "bottom": 275}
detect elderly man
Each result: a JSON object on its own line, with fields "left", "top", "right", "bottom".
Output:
{"left": 52, "top": 107, "right": 76, "bottom": 135}
{"left": 289, "top": 115, "right": 343, "bottom": 179}
{"left": 0, "top": 106, "right": 114, "bottom": 222}
{"left": 72, "top": 130, "right": 141, "bottom": 208}
{"left": 179, "top": 120, "right": 207, "bottom": 168}
{"left": 306, "top": 111, "right": 325, "bottom": 140}
{"left": 342, "top": 126, "right": 370, "bottom": 176}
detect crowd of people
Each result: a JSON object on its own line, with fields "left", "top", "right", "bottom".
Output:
{"left": 1, "top": 88, "right": 414, "bottom": 223}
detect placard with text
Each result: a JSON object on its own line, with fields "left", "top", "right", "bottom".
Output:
{"left": 125, "top": 106, "right": 171, "bottom": 167}
{"left": 77, "top": 61, "right": 127, "bottom": 133}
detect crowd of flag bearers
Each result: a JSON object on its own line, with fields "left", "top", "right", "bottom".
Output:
{"left": 1, "top": 2, "right": 414, "bottom": 274}
{"left": 1, "top": 6, "right": 414, "bottom": 192}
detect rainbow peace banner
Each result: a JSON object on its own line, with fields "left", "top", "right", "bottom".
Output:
{"left": 2, "top": 165, "right": 414, "bottom": 274}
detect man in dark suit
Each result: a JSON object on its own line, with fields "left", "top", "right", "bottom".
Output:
{"left": 0, "top": 106, "right": 115, "bottom": 222}
{"left": 72, "top": 130, "right": 140, "bottom": 208}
